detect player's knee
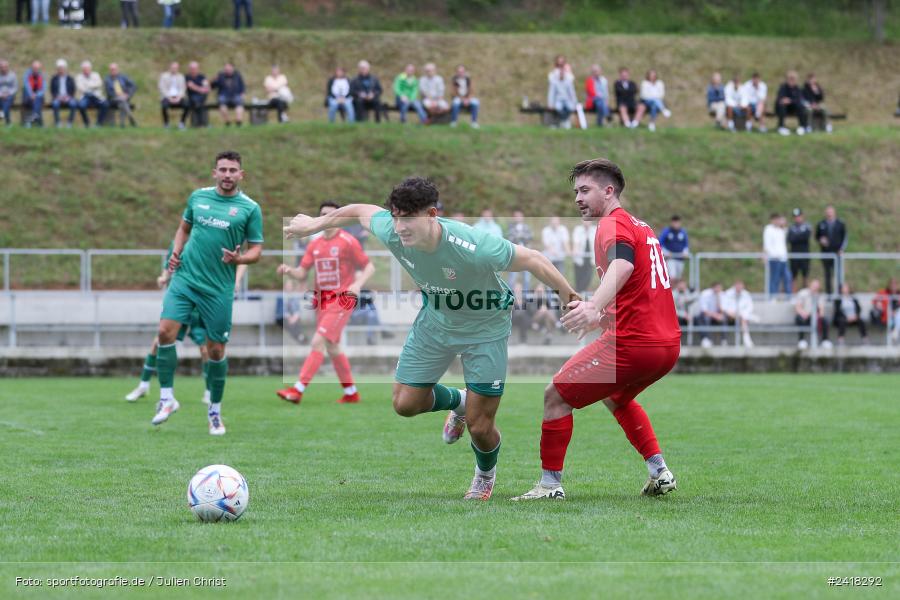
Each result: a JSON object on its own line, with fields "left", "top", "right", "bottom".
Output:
{"left": 391, "top": 391, "right": 419, "bottom": 417}
{"left": 325, "top": 341, "right": 341, "bottom": 357}
{"left": 207, "top": 344, "right": 225, "bottom": 361}
{"left": 157, "top": 325, "right": 176, "bottom": 344}
{"left": 466, "top": 416, "right": 494, "bottom": 440}
{"left": 543, "top": 383, "right": 564, "bottom": 409}
{"left": 311, "top": 336, "right": 327, "bottom": 353}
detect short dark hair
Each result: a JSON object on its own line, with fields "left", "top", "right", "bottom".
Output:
{"left": 671, "top": 214, "right": 681, "bottom": 221}
{"left": 386, "top": 177, "right": 440, "bottom": 215}
{"left": 215, "top": 150, "right": 242, "bottom": 166}
{"left": 319, "top": 200, "right": 341, "bottom": 213}
{"left": 569, "top": 158, "right": 625, "bottom": 197}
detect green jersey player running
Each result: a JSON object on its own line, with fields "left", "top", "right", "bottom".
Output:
{"left": 284, "top": 177, "right": 578, "bottom": 499}
{"left": 152, "top": 150, "right": 264, "bottom": 435}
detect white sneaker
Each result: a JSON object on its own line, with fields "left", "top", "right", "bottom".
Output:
{"left": 202, "top": 390, "right": 211, "bottom": 406}
{"left": 470, "top": 121, "right": 479, "bottom": 129}
{"left": 778, "top": 127, "right": 790, "bottom": 136}
{"left": 727, "top": 120, "right": 735, "bottom": 132}
{"left": 463, "top": 473, "right": 495, "bottom": 500}
{"left": 151, "top": 398, "right": 180, "bottom": 425}
{"left": 450, "top": 121, "right": 458, "bottom": 127}
{"left": 758, "top": 125, "right": 767, "bottom": 133}
{"left": 798, "top": 339, "right": 809, "bottom": 350}
{"left": 125, "top": 384, "right": 149, "bottom": 402}
{"left": 629, "top": 120, "right": 638, "bottom": 129}
{"left": 745, "top": 121, "right": 753, "bottom": 132}
{"left": 796, "top": 127, "right": 805, "bottom": 136}
{"left": 442, "top": 411, "right": 466, "bottom": 444}
{"left": 511, "top": 482, "right": 566, "bottom": 501}
{"left": 208, "top": 412, "right": 226, "bottom": 436}
{"left": 742, "top": 333, "right": 755, "bottom": 348}
{"left": 641, "top": 468, "right": 677, "bottom": 496}
{"left": 825, "top": 123, "right": 833, "bottom": 134}
{"left": 701, "top": 337, "right": 713, "bottom": 349}
{"left": 662, "top": 108, "right": 672, "bottom": 118}
{"left": 648, "top": 122, "right": 656, "bottom": 132}
{"left": 820, "top": 339, "right": 834, "bottom": 349}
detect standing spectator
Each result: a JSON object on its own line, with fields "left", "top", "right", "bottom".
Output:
{"left": 104, "top": 63, "right": 137, "bottom": 127}
{"left": 659, "top": 215, "right": 689, "bottom": 283}
{"left": 547, "top": 64, "right": 577, "bottom": 129}
{"left": 571, "top": 220, "right": 597, "bottom": 294}
{"left": 614, "top": 67, "right": 638, "bottom": 128}
{"left": 815, "top": 205, "right": 847, "bottom": 294}
{"left": 585, "top": 64, "right": 610, "bottom": 127}
{"left": 505, "top": 209, "right": 533, "bottom": 291}
{"left": 740, "top": 72, "right": 767, "bottom": 132}
{"left": 636, "top": 69, "right": 671, "bottom": 132}
{"left": 120, "top": 0, "right": 139, "bottom": 28}
{"left": 212, "top": 62, "right": 245, "bottom": 126}
{"left": 0, "top": 61, "right": 16, "bottom": 127}
{"left": 159, "top": 0, "right": 180, "bottom": 28}
{"left": 775, "top": 70, "right": 808, "bottom": 136}
{"left": 158, "top": 61, "right": 188, "bottom": 129}
{"left": 449, "top": 64, "right": 479, "bottom": 128}
{"left": 695, "top": 282, "right": 725, "bottom": 348}
{"left": 794, "top": 279, "right": 830, "bottom": 349}
{"left": 541, "top": 216, "right": 570, "bottom": 273}
{"left": 419, "top": 62, "right": 449, "bottom": 117}
{"left": 264, "top": 65, "right": 291, "bottom": 123}
{"left": 787, "top": 207, "right": 812, "bottom": 291}
{"left": 75, "top": 60, "right": 107, "bottom": 127}
{"left": 185, "top": 61, "right": 210, "bottom": 127}
{"left": 724, "top": 73, "right": 744, "bottom": 132}
{"left": 833, "top": 283, "right": 868, "bottom": 345}
{"left": 707, "top": 72, "right": 726, "bottom": 128}
{"left": 802, "top": 72, "right": 832, "bottom": 133}
{"left": 350, "top": 60, "right": 383, "bottom": 123}
{"left": 672, "top": 279, "right": 693, "bottom": 328}
{"left": 721, "top": 280, "right": 757, "bottom": 348}
{"left": 871, "top": 278, "right": 900, "bottom": 343}
{"left": 393, "top": 64, "right": 427, "bottom": 124}
{"left": 83, "top": 0, "right": 97, "bottom": 26}
{"left": 49, "top": 59, "right": 76, "bottom": 128}
{"left": 233, "top": 0, "right": 253, "bottom": 29}
{"left": 472, "top": 209, "right": 503, "bottom": 239}
{"left": 325, "top": 67, "right": 355, "bottom": 123}
{"left": 31, "top": 0, "right": 49, "bottom": 24}
{"left": 763, "top": 213, "right": 791, "bottom": 296}
{"left": 22, "top": 60, "right": 46, "bottom": 127}
{"left": 16, "top": 0, "right": 32, "bottom": 24}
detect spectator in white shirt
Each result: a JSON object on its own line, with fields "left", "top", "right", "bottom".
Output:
{"left": 696, "top": 282, "right": 725, "bottom": 347}
{"left": 325, "top": 67, "right": 355, "bottom": 123}
{"left": 547, "top": 63, "right": 577, "bottom": 130}
{"left": 635, "top": 69, "right": 671, "bottom": 132}
{"left": 158, "top": 61, "right": 187, "bottom": 129}
{"left": 419, "top": 62, "right": 449, "bottom": 115}
{"left": 264, "top": 65, "right": 292, "bottom": 123}
{"left": 721, "top": 280, "right": 757, "bottom": 347}
{"left": 76, "top": 60, "right": 108, "bottom": 127}
{"left": 740, "top": 72, "right": 768, "bottom": 132}
{"left": 763, "top": 213, "right": 791, "bottom": 296}
{"left": 724, "top": 73, "right": 744, "bottom": 132}
{"left": 571, "top": 221, "right": 597, "bottom": 293}
{"left": 794, "top": 279, "right": 830, "bottom": 349}
{"left": 542, "top": 216, "right": 571, "bottom": 273}
{"left": 472, "top": 209, "right": 503, "bottom": 239}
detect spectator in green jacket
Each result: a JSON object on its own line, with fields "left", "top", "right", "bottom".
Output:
{"left": 393, "top": 63, "right": 427, "bottom": 124}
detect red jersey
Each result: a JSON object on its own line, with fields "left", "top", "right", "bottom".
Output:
{"left": 300, "top": 231, "right": 370, "bottom": 308}
{"left": 594, "top": 208, "right": 681, "bottom": 346}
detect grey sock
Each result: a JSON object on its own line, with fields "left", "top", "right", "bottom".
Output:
{"left": 646, "top": 453, "right": 667, "bottom": 477}
{"left": 540, "top": 469, "right": 562, "bottom": 487}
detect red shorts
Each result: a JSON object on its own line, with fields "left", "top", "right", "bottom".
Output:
{"left": 552, "top": 337, "right": 680, "bottom": 409}
{"left": 315, "top": 307, "right": 354, "bottom": 344}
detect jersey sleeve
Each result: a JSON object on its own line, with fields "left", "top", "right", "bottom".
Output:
{"left": 474, "top": 228, "right": 515, "bottom": 272}
{"left": 368, "top": 210, "right": 395, "bottom": 247}
{"left": 348, "top": 236, "right": 371, "bottom": 268}
{"left": 596, "top": 213, "right": 638, "bottom": 256}
{"left": 299, "top": 240, "right": 315, "bottom": 270}
{"left": 245, "top": 204, "right": 264, "bottom": 244}
{"left": 182, "top": 193, "right": 195, "bottom": 224}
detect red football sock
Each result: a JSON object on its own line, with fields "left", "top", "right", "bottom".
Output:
{"left": 540, "top": 414, "right": 574, "bottom": 472}
{"left": 299, "top": 350, "right": 324, "bottom": 386}
{"left": 613, "top": 400, "right": 661, "bottom": 459}
{"left": 332, "top": 353, "right": 355, "bottom": 388}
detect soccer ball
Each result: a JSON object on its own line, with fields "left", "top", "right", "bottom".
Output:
{"left": 187, "top": 464, "right": 249, "bottom": 522}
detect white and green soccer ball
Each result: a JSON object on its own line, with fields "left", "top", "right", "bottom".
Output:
{"left": 187, "top": 464, "right": 249, "bottom": 522}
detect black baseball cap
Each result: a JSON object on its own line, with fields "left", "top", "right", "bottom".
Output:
{"left": 792, "top": 208, "right": 803, "bottom": 216}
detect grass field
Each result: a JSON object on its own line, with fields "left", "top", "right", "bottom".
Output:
{"left": 1, "top": 374, "right": 897, "bottom": 598}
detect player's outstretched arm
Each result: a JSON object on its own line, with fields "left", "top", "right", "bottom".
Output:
{"left": 284, "top": 204, "right": 383, "bottom": 239}
{"left": 508, "top": 245, "right": 580, "bottom": 305}
{"left": 561, "top": 258, "right": 634, "bottom": 339}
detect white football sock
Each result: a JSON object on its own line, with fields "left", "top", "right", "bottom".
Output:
{"left": 343, "top": 385, "right": 357, "bottom": 395}
{"left": 208, "top": 403, "right": 221, "bottom": 416}
{"left": 540, "top": 469, "right": 563, "bottom": 487}
{"left": 475, "top": 466, "right": 496, "bottom": 479}
{"left": 454, "top": 388, "right": 467, "bottom": 416}
{"left": 160, "top": 387, "right": 174, "bottom": 401}
{"left": 202, "top": 390, "right": 211, "bottom": 402}
{"left": 294, "top": 381, "right": 305, "bottom": 393}
{"left": 646, "top": 453, "right": 668, "bottom": 477}
{"left": 138, "top": 381, "right": 150, "bottom": 392}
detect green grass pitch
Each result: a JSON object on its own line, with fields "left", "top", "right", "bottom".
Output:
{"left": 1, "top": 374, "right": 897, "bottom": 598}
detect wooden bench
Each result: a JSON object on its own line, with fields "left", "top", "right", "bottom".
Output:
{"left": 520, "top": 102, "right": 615, "bottom": 127}
{"left": 11, "top": 101, "right": 136, "bottom": 126}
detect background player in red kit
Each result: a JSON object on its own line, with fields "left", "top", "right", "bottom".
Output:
{"left": 513, "top": 158, "right": 681, "bottom": 501}
{"left": 276, "top": 201, "right": 376, "bottom": 404}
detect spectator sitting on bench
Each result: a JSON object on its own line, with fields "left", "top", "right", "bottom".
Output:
{"left": 833, "top": 283, "right": 868, "bottom": 345}
{"left": 276, "top": 279, "right": 308, "bottom": 345}
{"left": 450, "top": 64, "right": 479, "bottom": 128}
{"left": 672, "top": 279, "right": 694, "bottom": 327}
{"left": 350, "top": 60, "right": 383, "bottom": 123}
{"left": 614, "top": 67, "right": 638, "bottom": 128}
{"left": 185, "top": 61, "right": 211, "bottom": 126}
{"left": 49, "top": 59, "right": 77, "bottom": 128}
{"left": 775, "top": 70, "right": 808, "bottom": 136}
{"left": 722, "top": 280, "right": 757, "bottom": 348}
{"left": 76, "top": 60, "right": 107, "bottom": 128}
{"left": 264, "top": 65, "right": 292, "bottom": 123}
{"left": 158, "top": 61, "right": 188, "bottom": 129}
{"left": 696, "top": 282, "right": 725, "bottom": 348}
{"left": 795, "top": 279, "right": 830, "bottom": 349}
{"left": 349, "top": 289, "right": 392, "bottom": 346}
{"left": 393, "top": 63, "right": 427, "bottom": 124}
{"left": 22, "top": 60, "right": 46, "bottom": 127}
{"left": 585, "top": 64, "right": 610, "bottom": 127}
{"left": 707, "top": 72, "right": 726, "bottom": 129}
{"left": 740, "top": 72, "right": 767, "bottom": 132}
{"left": 325, "top": 66, "right": 355, "bottom": 123}
{"left": 0, "top": 60, "right": 17, "bottom": 126}
{"left": 105, "top": 63, "right": 137, "bottom": 128}
{"left": 420, "top": 62, "right": 449, "bottom": 118}
{"left": 212, "top": 62, "right": 246, "bottom": 126}
{"left": 802, "top": 72, "right": 832, "bottom": 133}
{"left": 547, "top": 62, "right": 577, "bottom": 129}
{"left": 724, "top": 73, "right": 744, "bottom": 132}
{"left": 871, "top": 278, "right": 900, "bottom": 343}
{"left": 636, "top": 69, "right": 671, "bottom": 132}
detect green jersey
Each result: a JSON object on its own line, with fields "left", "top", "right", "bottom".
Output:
{"left": 174, "top": 187, "right": 264, "bottom": 296}
{"left": 370, "top": 210, "right": 515, "bottom": 344}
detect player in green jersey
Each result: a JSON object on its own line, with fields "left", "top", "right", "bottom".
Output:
{"left": 285, "top": 177, "right": 578, "bottom": 499}
{"left": 152, "top": 150, "right": 264, "bottom": 436}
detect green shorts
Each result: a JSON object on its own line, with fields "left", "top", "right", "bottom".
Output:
{"left": 395, "top": 320, "right": 508, "bottom": 397}
{"left": 175, "top": 309, "right": 207, "bottom": 346}
{"left": 161, "top": 277, "right": 232, "bottom": 344}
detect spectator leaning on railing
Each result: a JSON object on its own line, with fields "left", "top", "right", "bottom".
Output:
{"left": 707, "top": 72, "right": 726, "bottom": 129}
{"left": 325, "top": 67, "right": 355, "bottom": 123}
{"left": 763, "top": 212, "right": 791, "bottom": 296}
{"left": 585, "top": 64, "right": 610, "bottom": 127}
{"left": 815, "top": 205, "right": 847, "bottom": 295}
{"left": 158, "top": 61, "right": 188, "bottom": 129}
{"left": 450, "top": 64, "right": 479, "bottom": 128}
{"left": 659, "top": 215, "right": 689, "bottom": 283}
{"left": 787, "top": 208, "right": 812, "bottom": 292}
{"left": 794, "top": 279, "right": 830, "bottom": 349}
{"left": 0, "top": 60, "right": 17, "bottom": 126}
{"left": 350, "top": 60, "right": 383, "bottom": 123}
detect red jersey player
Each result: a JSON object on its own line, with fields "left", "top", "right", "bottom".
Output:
{"left": 513, "top": 158, "right": 681, "bottom": 501}
{"left": 276, "top": 201, "right": 375, "bottom": 404}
